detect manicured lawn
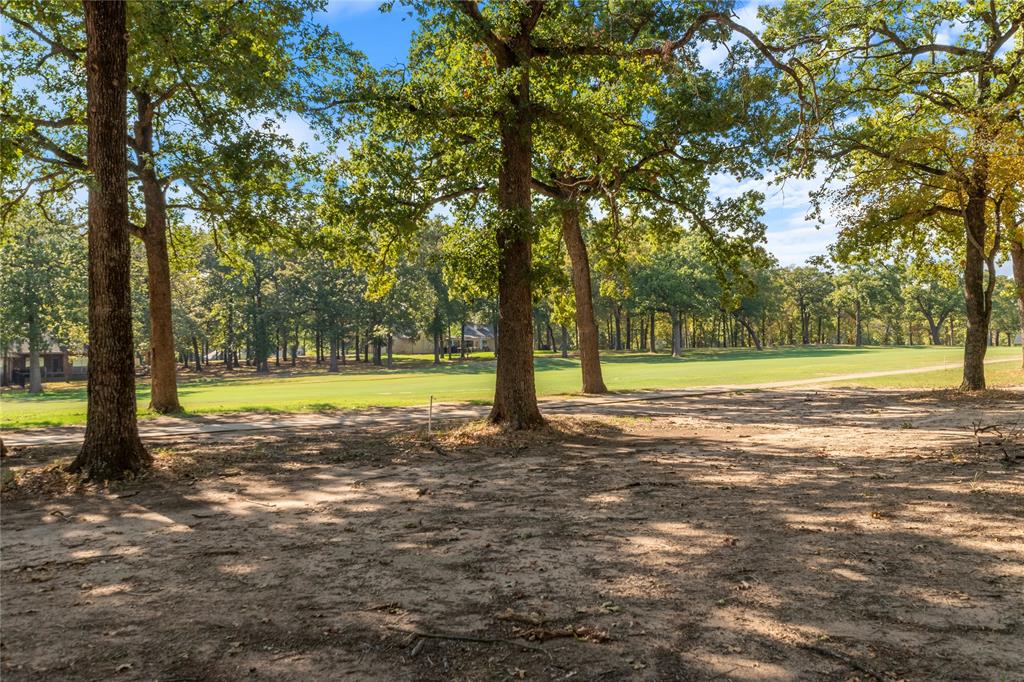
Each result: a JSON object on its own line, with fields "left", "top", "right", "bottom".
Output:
{"left": 828, "top": 356, "right": 1024, "bottom": 389}
{"left": 2, "top": 345, "right": 1020, "bottom": 428}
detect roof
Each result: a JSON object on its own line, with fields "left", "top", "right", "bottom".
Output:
{"left": 6, "top": 338, "right": 68, "bottom": 355}
{"left": 461, "top": 323, "right": 493, "bottom": 339}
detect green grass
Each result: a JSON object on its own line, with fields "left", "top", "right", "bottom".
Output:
{"left": 827, "top": 357, "right": 1024, "bottom": 389}
{"left": 2, "top": 345, "right": 1021, "bottom": 429}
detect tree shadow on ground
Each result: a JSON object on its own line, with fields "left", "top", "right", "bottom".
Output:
{"left": 1, "top": 390, "right": 1021, "bottom": 681}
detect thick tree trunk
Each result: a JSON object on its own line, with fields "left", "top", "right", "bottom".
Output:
{"left": 559, "top": 204, "right": 607, "bottom": 393}
{"left": 27, "top": 314, "right": 42, "bottom": 394}
{"left": 488, "top": 67, "right": 543, "bottom": 428}
{"left": 433, "top": 321, "right": 441, "bottom": 365}
{"left": 961, "top": 187, "right": 992, "bottom": 390}
{"left": 134, "top": 91, "right": 181, "bottom": 414}
{"left": 192, "top": 335, "right": 201, "bottom": 372}
{"left": 28, "top": 347, "right": 42, "bottom": 394}
{"left": 924, "top": 314, "right": 942, "bottom": 346}
{"left": 70, "top": 0, "right": 149, "bottom": 480}
{"left": 1011, "top": 238, "right": 1024, "bottom": 368}
{"left": 560, "top": 325, "right": 569, "bottom": 359}
{"left": 329, "top": 334, "right": 339, "bottom": 372}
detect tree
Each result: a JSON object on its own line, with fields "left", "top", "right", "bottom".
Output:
{"left": 783, "top": 264, "right": 833, "bottom": 345}
{"left": 904, "top": 260, "right": 962, "bottom": 346}
{"left": 765, "top": 1, "right": 1023, "bottom": 388}
{"left": 2, "top": 0, "right": 344, "bottom": 412}
{"left": 631, "top": 234, "right": 720, "bottom": 357}
{"left": 69, "top": 0, "right": 148, "bottom": 480}
{"left": 326, "top": 1, "right": 794, "bottom": 428}
{"left": 0, "top": 204, "right": 87, "bottom": 393}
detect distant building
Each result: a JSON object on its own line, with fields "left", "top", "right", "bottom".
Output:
{"left": 2, "top": 339, "right": 78, "bottom": 386}
{"left": 391, "top": 323, "right": 495, "bottom": 356}
{"left": 459, "top": 323, "right": 494, "bottom": 352}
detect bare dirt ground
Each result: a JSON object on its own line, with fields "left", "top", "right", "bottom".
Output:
{"left": 2, "top": 389, "right": 1022, "bottom": 681}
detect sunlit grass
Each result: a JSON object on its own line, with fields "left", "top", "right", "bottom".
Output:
{"left": 2, "top": 345, "right": 1020, "bottom": 428}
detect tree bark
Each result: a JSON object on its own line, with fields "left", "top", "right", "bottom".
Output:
{"left": 329, "top": 333, "right": 339, "bottom": 372}
{"left": 670, "top": 310, "right": 682, "bottom": 357}
{"left": 1011, "top": 238, "right": 1024, "bottom": 368}
{"left": 192, "top": 335, "right": 202, "bottom": 372}
{"left": 70, "top": 0, "right": 149, "bottom": 480}
{"left": 559, "top": 204, "right": 607, "bottom": 393}
{"left": 134, "top": 92, "right": 181, "bottom": 414}
{"left": 560, "top": 325, "right": 569, "bottom": 359}
{"left": 488, "top": 58, "right": 543, "bottom": 428}
{"left": 650, "top": 311, "right": 656, "bottom": 352}
{"left": 961, "top": 184, "right": 992, "bottom": 390}
{"left": 736, "top": 314, "right": 762, "bottom": 351}
{"left": 27, "top": 314, "right": 42, "bottom": 394}
{"left": 851, "top": 299, "right": 860, "bottom": 348}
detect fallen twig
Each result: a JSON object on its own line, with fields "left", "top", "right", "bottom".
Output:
{"left": 386, "top": 625, "right": 552, "bottom": 658}
{"left": 799, "top": 642, "right": 890, "bottom": 681}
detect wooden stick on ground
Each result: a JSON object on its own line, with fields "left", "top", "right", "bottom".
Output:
{"left": 386, "top": 625, "right": 553, "bottom": 659}
{"left": 799, "top": 642, "right": 890, "bottom": 681}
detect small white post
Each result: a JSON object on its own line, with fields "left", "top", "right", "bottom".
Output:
{"left": 428, "top": 395, "right": 433, "bottom": 435}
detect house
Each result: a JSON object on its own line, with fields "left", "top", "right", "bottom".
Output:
{"left": 390, "top": 334, "right": 435, "bottom": 355}
{"left": 391, "top": 324, "right": 495, "bottom": 356}
{"left": 458, "top": 323, "right": 494, "bottom": 352}
{"left": 2, "top": 339, "right": 74, "bottom": 386}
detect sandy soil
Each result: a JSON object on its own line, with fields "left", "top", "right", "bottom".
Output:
{"left": 2, "top": 389, "right": 1022, "bottom": 681}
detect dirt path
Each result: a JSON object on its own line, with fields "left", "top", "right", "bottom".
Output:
{"left": 2, "top": 389, "right": 1022, "bottom": 681}
{"left": 3, "top": 357, "right": 1018, "bottom": 447}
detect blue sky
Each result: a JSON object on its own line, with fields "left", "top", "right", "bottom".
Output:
{"left": 300, "top": 0, "right": 837, "bottom": 267}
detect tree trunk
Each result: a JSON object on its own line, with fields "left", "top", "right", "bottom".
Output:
{"left": 560, "top": 325, "right": 569, "bottom": 359}
{"left": 386, "top": 334, "right": 393, "bottom": 368}
{"left": 649, "top": 311, "right": 656, "bottom": 352}
{"left": 488, "top": 62, "right": 543, "bottom": 428}
{"left": 291, "top": 322, "right": 298, "bottom": 366}
{"left": 433, "top": 320, "right": 441, "bottom": 365}
{"left": 27, "top": 314, "right": 43, "bottom": 393}
{"left": 736, "top": 314, "right": 762, "bottom": 351}
{"left": 961, "top": 185, "right": 992, "bottom": 390}
{"left": 192, "top": 335, "right": 202, "bottom": 372}
{"left": 613, "top": 305, "right": 622, "bottom": 350}
{"left": 134, "top": 92, "right": 181, "bottom": 414}
{"left": 70, "top": 0, "right": 149, "bottom": 480}
{"left": 559, "top": 204, "right": 607, "bottom": 393}
{"left": 670, "top": 310, "right": 682, "bottom": 357}
{"left": 1011, "top": 238, "right": 1024, "bottom": 368}
{"left": 329, "top": 333, "right": 339, "bottom": 372}
{"left": 460, "top": 321, "right": 466, "bottom": 359}
{"left": 924, "top": 313, "right": 942, "bottom": 346}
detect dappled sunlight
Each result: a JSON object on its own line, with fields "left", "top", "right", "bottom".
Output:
{"left": 3, "top": 391, "right": 1022, "bottom": 679}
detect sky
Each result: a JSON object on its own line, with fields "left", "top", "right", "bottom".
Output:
{"left": 300, "top": 0, "right": 838, "bottom": 267}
